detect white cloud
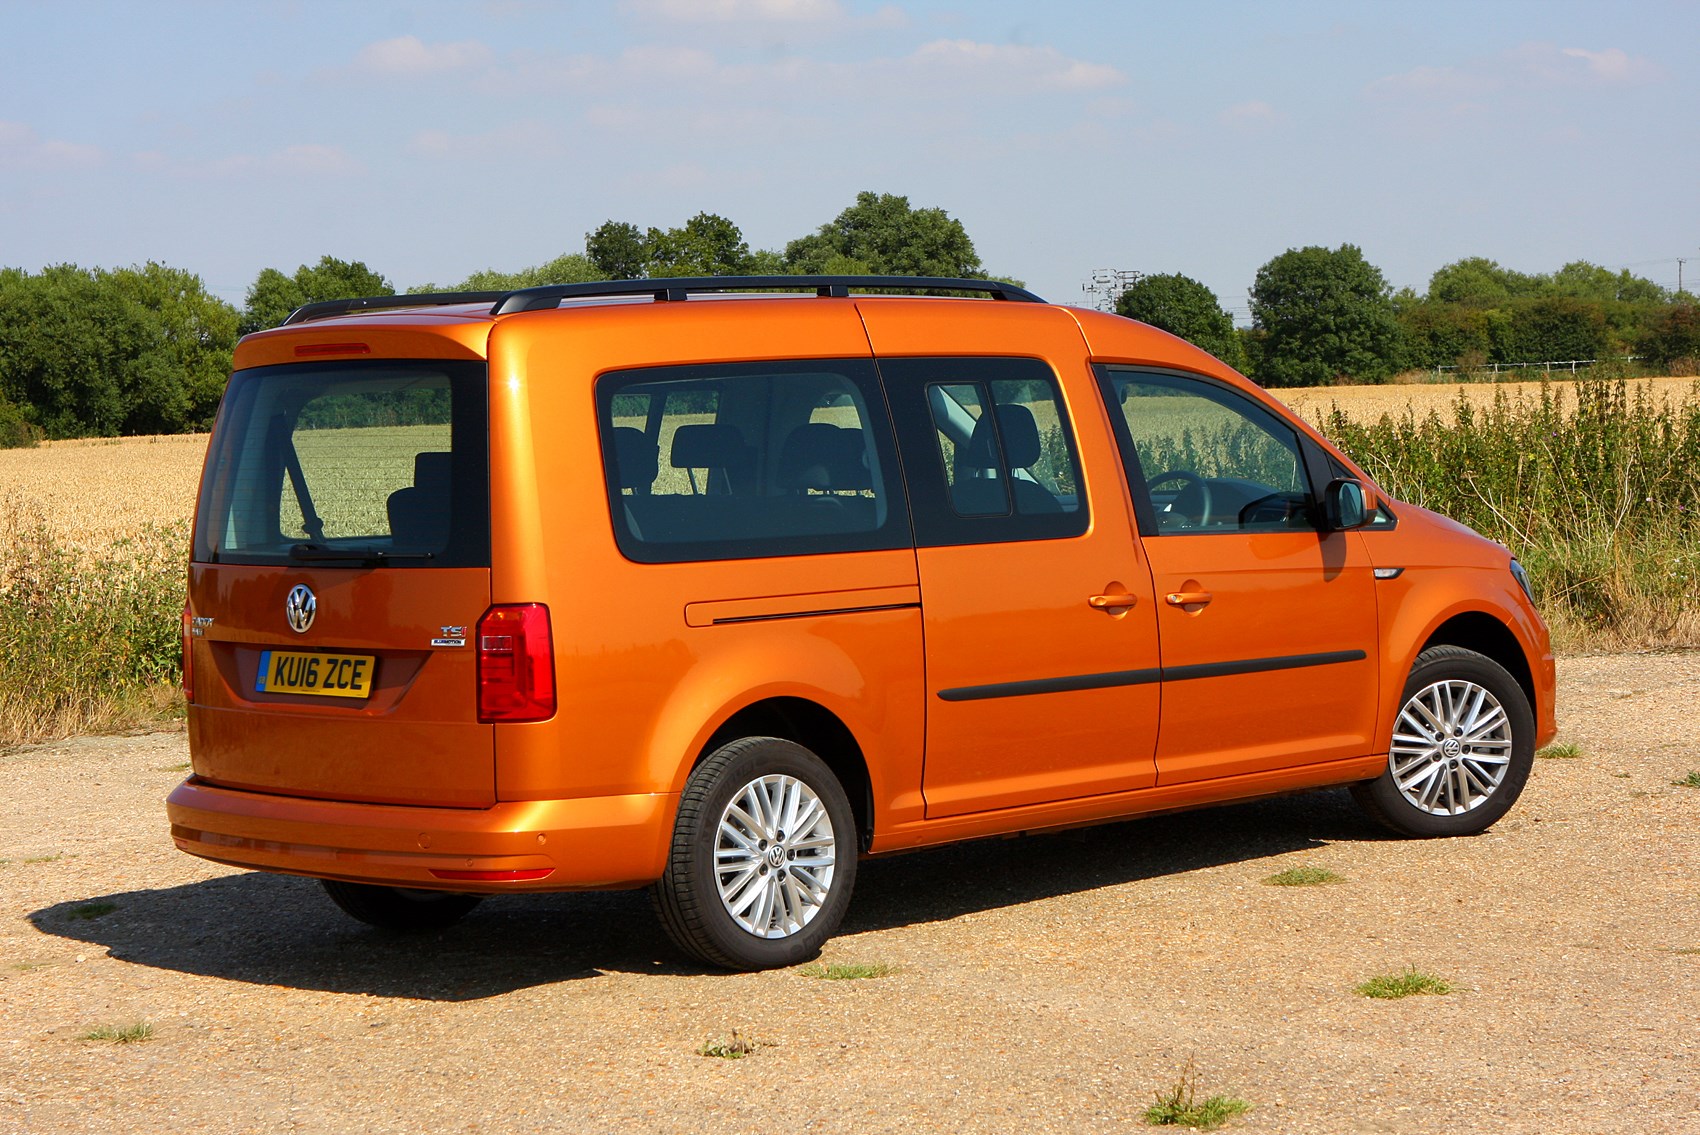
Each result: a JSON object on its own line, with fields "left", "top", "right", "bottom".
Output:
{"left": 1371, "top": 40, "right": 1663, "bottom": 99}
{"left": 1218, "top": 100, "right": 1286, "bottom": 130}
{"left": 141, "top": 144, "right": 363, "bottom": 180}
{"left": 621, "top": 0, "right": 843, "bottom": 23}
{"left": 408, "top": 121, "right": 561, "bottom": 160}
{"left": 351, "top": 35, "right": 494, "bottom": 77}
{"left": 906, "top": 40, "right": 1124, "bottom": 91}
{"left": 0, "top": 121, "right": 103, "bottom": 171}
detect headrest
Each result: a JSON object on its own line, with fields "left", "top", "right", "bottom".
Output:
{"left": 671, "top": 423, "right": 749, "bottom": 469}
{"left": 779, "top": 424, "right": 871, "bottom": 491}
{"left": 611, "top": 427, "right": 658, "bottom": 492}
{"left": 961, "top": 404, "right": 1042, "bottom": 470}
{"left": 414, "top": 450, "right": 453, "bottom": 493}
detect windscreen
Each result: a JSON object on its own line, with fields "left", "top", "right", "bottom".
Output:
{"left": 192, "top": 360, "right": 489, "bottom": 567}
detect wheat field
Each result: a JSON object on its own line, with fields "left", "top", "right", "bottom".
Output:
{"left": 3, "top": 376, "right": 1698, "bottom": 548}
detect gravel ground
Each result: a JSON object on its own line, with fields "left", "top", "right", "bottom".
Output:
{"left": 3, "top": 654, "right": 1697, "bottom": 1135}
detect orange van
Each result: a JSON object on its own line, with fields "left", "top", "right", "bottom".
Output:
{"left": 169, "top": 276, "right": 1556, "bottom": 970}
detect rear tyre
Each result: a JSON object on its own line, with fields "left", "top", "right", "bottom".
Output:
{"left": 320, "top": 880, "right": 483, "bottom": 932}
{"left": 1351, "top": 645, "right": 1535, "bottom": 837}
{"left": 652, "top": 737, "right": 858, "bottom": 971}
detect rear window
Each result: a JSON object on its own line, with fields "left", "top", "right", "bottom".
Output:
{"left": 193, "top": 360, "right": 489, "bottom": 567}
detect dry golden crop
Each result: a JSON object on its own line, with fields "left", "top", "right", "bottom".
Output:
{"left": 0, "top": 433, "right": 206, "bottom": 551}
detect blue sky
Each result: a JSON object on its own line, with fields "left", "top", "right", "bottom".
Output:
{"left": 2, "top": 0, "right": 1695, "bottom": 320}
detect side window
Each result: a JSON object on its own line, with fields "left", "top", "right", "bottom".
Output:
{"left": 597, "top": 359, "right": 908, "bottom": 563}
{"left": 1097, "top": 368, "right": 1315, "bottom": 534}
{"left": 881, "top": 357, "right": 1087, "bottom": 547}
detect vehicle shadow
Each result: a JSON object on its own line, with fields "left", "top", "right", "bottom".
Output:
{"left": 29, "top": 788, "right": 1386, "bottom": 1001}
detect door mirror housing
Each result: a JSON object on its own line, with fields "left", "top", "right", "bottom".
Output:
{"left": 1322, "top": 477, "right": 1369, "bottom": 531}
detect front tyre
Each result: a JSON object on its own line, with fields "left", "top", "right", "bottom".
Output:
{"left": 1351, "top": 645, "right": 1535, "bottom": 838}
{"left": 320, "top": 880, "right": 483, "bottom": 932}
{"left": 653, "top": 737, "right": 858, "bottom": 971}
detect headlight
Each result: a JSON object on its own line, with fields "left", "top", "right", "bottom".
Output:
{"left": 1509, "top": 558, "right": 1534, "bottom": 602}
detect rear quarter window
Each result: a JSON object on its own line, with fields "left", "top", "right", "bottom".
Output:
{"left": 597, "top": 359, "right": 909, "bottom": 563}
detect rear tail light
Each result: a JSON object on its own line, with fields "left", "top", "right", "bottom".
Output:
{"left": 477, "top": 604, "right": 556, "bottom": 723}
{"left": 181, "top": 604, "right": 194, "bottom": 703}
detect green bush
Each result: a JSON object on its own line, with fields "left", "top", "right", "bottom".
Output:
{"left": 1324, "top": 378, "right": 1700, "bottom": 646}
{"left": 0, "top": 397, "right": 42, "bottom": 449}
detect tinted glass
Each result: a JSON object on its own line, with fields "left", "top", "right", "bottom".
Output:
{"left": 1098, "top": 368, "right": 1314, "bottom": 534}
{"left": 597, "top": 359, "right": 908, "bottom": 563}
{"left": 882, "top": 357, "right": 1087, "bottom": 546}
{"left": 193, "top": 361, "right": 490, "bottom": 566}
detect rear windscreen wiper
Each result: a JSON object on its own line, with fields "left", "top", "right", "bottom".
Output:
{"left": 288, "top": 543, "right": 437, "bottom": 564}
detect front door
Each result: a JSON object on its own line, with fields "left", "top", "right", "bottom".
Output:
{"left": 1096, "top": 367, "right": 1381, "bottom": 785}
{"left": 876, "top": 350, "right": 1162, "bottom": 818}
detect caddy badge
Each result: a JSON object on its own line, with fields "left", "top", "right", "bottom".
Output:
{"left": 285, "top": 584, "right": 316, "bottom": 634}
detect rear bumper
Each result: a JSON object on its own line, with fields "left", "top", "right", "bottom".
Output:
{"left": 167, "top": 779, "right": 676, "bottom": 892}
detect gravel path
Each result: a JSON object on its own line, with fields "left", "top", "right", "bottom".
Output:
{"left": 3, "top": 654, "right": 1697, "bottom": 1134}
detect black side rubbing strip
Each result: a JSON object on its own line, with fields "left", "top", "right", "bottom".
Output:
{"left": 710, "top": 602, "right": 921, "bottom": 626}
{"left": 936, "top": 650, "right": 1367, "bottom": 702}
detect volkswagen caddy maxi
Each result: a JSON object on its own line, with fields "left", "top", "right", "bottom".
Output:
{"left": 169, "top": 276, "right": 1556, "bottom": 970}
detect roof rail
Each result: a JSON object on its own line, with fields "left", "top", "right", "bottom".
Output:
{"left": 491, "top": 275, "right": 1046, "bottom": 314}
{"left": 275, "top": 276, "right": 1046, "bottom": 328}
{"left": 280, "top": 291, "right": 509, "bottom": 327}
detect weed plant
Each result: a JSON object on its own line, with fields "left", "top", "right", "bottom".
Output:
{"left": 1537, "top": 742, "right": 1584, "bottom": 760}
{"left": 0, "top": 495, "right": 185, "bottom": 746}
{"left": 1261, "top": 866, "right": 1345, "bottom": 886}
{"left": 1324, "top": 378, "right": 1700, "bottom": 649}
{"left": 697, "top": 1029, "right": 766, "bottom": 1059}
{"left": 82, "top": 1022, "right": 154, "bottom": 1044}
{"left": 1355, "top": 968, "right": 1453, "bottom": 999}
{"left": 799, "top": 961, "right": 895, "bottom": 980}
{"left": 1144, "top": 1059, "right": 1250, "bottom": 1129}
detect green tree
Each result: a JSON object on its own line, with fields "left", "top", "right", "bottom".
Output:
{"left": 419, "top": 252, "right": 602, "bottom": 292}
{"left": 1494, "top": 296, "right": 1608, "bottom": 363}
{"left": 585, "top": 221, "right": 649, "bottom": 279}
{"left": 785, "top": 191, "right": 986, "bottom": 278}
{"left": 1397, "top": 301, "right": 1494, "bottom": 369}
{"left": 0, "top": 263, "right": 236, "bottom": 437}
{"left": 1427, "top": 257, "right": 1541, "bottom": 305}
{"left": 1546, "top": 260, "right": 1667, "bottom": 304}
{"left": 1249, "top": 245, "right": 1403, "bottom": 386}
{"left": 1638, "top": 302, "right": 1700, "bottom": 370}
{"left": 1115, "top": 273, "right": 1246, "bottom": 369}
{"left": 646, "top": 212, "right": 753, "bottom": 277}
{"left": 240, "top": 256, "right": 393, "bottom": 334}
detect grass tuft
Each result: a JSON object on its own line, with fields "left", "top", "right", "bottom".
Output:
{"left": 1261, "top": 866, "right": 1345, "bottom": 887}
{"left": 798, "top": 961, "right": 895, "bottom": 980}
{"left": 1671, "top": 770, "right": 1700, "bottom": 788}
{"left": 1537, "top": 742, "right": 1583, "bottom": 760}
{"left": 82, "top": 1021, "right": 154, "bottom": 1044}
{"left": 1143, "top": 1059, "right": 1251, "bottom": 1129}
{"left": 68, "top": 901, "right": 117, "bottom": 921}
{"left": 1355, "top": 967, "right": 1453, "bottom": 999}
{"left": 697, "top": 1029, "right": 767, "bottom": 1059}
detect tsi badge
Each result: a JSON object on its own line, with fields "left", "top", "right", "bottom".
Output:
{"left": 285, "top": 585, "right": 316, "bottom": 634}
{"left": 432, "top": 625, "right": 467, "bottom": 648}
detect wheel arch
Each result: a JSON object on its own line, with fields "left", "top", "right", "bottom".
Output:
{"left": 1420, "top": 611, "right": 1536, "bottom": 717}
{"left": 698, "top": 697, "right": 874, "bottom": 850}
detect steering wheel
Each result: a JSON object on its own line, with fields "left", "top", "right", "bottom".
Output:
{"left": 1145, "top": 469, "right": 1213, "bottom": 529}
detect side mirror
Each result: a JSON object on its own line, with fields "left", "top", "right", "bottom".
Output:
{"left": 1322, "top": 477, "right": 1369, "bottom": 531}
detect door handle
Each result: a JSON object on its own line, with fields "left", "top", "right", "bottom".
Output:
{"left": 1164, "top": 590, "right": 1214, "bottom": 607}
{"left": 1088, "top": 592, "right": 1139, "bottom": 611}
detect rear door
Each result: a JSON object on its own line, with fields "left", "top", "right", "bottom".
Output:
{"left": 1095, "top": 367, "right": 1380, "bottom": 784}
{"left": 186, "top": 359, "right": 494, "bottom": 807}
{"left": 862, "top": 304, "right": 1161, "bottom": 818}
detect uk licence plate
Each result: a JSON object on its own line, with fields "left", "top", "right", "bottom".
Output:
{"left": 255, "top": 651, "right": 377, "bottom": 699}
